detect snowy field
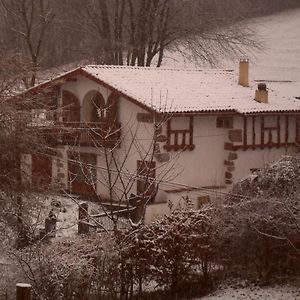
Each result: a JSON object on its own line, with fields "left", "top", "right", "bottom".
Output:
{"left": 200, "top": 283, "right": 300, "bottom": 300}
{"left": 163, "top": 8, "right": 300, "bottom": 99}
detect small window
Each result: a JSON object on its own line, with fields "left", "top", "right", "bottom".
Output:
{"left": 197, "top": 196, "right": 210, "bottom": 209}
{"left": 216, "top": 117, "right": 233, "bottom": 129}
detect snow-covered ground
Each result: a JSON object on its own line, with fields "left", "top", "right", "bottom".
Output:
{"left": 200, "top": 283, "right": 300, "bottom": 300}
{"left": 35, "top": 194, "right": 129, "bottom": 238}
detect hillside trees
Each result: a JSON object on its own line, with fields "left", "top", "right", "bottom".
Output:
{"left": 77, "top": 0, "right": 262, "bottom": 67}
{"left": 1, "top": 0, "right": 290, "bottom": 72}
{"left": 0, "top": 51, "right": 58, "bottom": 248}
{"left": 1, "top": 0, "right": 55, "bottom": 88}
{"left": 1, "top": 0, "right": 300, "bottom": 73}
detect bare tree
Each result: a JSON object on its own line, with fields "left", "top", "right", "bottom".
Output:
{"left": 77, "top": 0, "right": 261, "bottom": 67}
{"left": 1, "top": 0, "right": 55, "bottom": 88}
{"left": 0, "top": 50, "right": 59, "bottom": 248}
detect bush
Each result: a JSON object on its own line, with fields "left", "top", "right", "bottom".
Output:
{"left": 18, "top": 234, "right": 122, "bottom": 300}
{"left": 218, "top": 156, "right": 300, "bottom": 281}
{"left": 124, "top": 204, "right": 216, "bottom": 296}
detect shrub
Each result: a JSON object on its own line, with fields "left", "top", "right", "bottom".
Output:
{"left": 124, "top": 205, "right": 216, "bottom": 296}
{"left": 18, "top": 234, "right": 122, "bottom": 300}
{"left": 218, "top": 156, "right": 300, "bottom": 281}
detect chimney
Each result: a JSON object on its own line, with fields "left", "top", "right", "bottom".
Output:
{"left": 255, "top": 83, "right": 268, "bottom": 103}
{"left": 238, "top": 59, "right": 249, "bottom": 87}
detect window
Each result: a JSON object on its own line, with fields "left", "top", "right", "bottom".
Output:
{"left": 234, "top": 115, "right": 296, "bottom": 150}
{"left": 62, "top": 90, "right": 80, "bottom": 123}
{"left": 216, "top": 117, "right": 233, "bottom": 129}
{"left": 164, "top": 116, "right": 195, "bottom": 152}
{"left": 91, "top": 93, "right": 105, "bottom": 122}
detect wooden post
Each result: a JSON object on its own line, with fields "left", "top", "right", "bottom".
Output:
{"left": 78, "top": 202, "right": 89, "bottom": 234}
{"left": 16, "top": 283, "right": 31, "bottom": 300}
{"left": 45, "top": 216, "right": 57, "bottom": 237}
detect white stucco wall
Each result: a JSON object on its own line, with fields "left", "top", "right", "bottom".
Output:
{"left": 52, "top": 74, "right": 156, "bottom": 201}
{"left": 233, "top": 146, "right": 297, "bottom": 182}
{"left": 159, "top": 115, "right": 227, "bottom": 188}
{"left": 231, "top": 115, "right": 298, "bottom": 182}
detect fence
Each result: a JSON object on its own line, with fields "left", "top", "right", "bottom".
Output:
{"left": 0, "top": 290, "right": 7, "bottom": 300}
{"left": 0, "top": 284, "right": 31, "bottom": 300}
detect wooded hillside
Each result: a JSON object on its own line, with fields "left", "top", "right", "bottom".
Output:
{"left": 0, "top": 0, "right": 299, "bottom": 87}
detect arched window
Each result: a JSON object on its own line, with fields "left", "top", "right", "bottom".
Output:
{"left": 62, "top": 90, "right": 80, "bottom": 123}
{"left": 82, "top": 91, "right": 105, "bottom": 123}
{"left": 91, "top": 93, "right": 106, "bottom": 122}
{"left": 106, "top": 92, "right": 119, "bottom": 125}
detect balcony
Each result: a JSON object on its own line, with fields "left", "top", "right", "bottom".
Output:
{"left": 39, "top": 122, "right": 121, "bottom": 148}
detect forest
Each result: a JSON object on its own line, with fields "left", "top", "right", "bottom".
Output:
{"left": 0, "top": 0, "right": 300, "bottom": 88}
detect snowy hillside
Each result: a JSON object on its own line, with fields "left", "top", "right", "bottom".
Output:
{"left": 200, "top": 283, "right": 300, "bottom": 300}
{"left": 163, "top": 8, "right": 300, "bottom": 99}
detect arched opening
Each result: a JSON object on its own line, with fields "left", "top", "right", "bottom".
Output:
{"left": 106, "top": 92, "right": 119, "bottom": 125}
{"left": 62, "top": 90, "right": 80, "bottom": 123}
{"left": 82, "top": 91, "right": 105, "bottom": 123}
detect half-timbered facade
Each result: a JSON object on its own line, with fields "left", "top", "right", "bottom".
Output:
{"left": 19, "top": 61, "right": 300, "bottom": 222}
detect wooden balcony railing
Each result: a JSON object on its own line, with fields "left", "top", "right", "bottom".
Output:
{"left": 37, "top": 122, "right": 121, "bottom": 148}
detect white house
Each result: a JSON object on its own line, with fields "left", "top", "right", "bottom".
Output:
{"left": 20, "top": 60, "right": 300, "bottom": 222}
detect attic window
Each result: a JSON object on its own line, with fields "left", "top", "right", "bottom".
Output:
{"left": 216, "top": 117, "right": 233, "bottom": 129}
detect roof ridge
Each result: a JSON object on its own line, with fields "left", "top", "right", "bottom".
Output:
{"left": 83, "top": 64, "right": 234, "bottom": 73}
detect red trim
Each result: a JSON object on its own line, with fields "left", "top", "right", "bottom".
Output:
{"left": 285, "top": 116, "right": 289, "bottom": 143}
{"left": 164, "top": 116, "right": 195, "bottom": 152}
{"left": 260, "top": 116, "right": 265, "bottom": 149}
{"left": 296, "top": 117, "right": 300, "bottom": 144}
{"left": 189, "top": 116, "right": 194, "bottom": 148}
{"left": 252, "top": 116, "right": 256, "bottom": 150}
{"left": 277, "top": 116, "right": 281, "bottom": 147}
{"left": 240, "top": 115, "right": 294, "bottom": 150}
{"left": 243, "top": 116, "right": 247, "bottom": 151}
{"left": 232, "top": 142, "right": 295, "bottom": 151}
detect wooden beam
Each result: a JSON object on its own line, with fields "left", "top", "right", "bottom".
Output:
{"left": 261, "top": 116, "right": 265, "bottom": 149}
{"left": 243, "top": 116, "right": 248, "bottom": 150}
{"left": 252, "top": 116, "right": 256, "bottom": 150}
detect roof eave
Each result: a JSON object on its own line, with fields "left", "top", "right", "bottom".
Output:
{"left": 15, "top": 67, "right": 157, "bottom": 114}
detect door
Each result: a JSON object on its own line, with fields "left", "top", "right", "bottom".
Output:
{"left": 32, "top": 154, "right": 52, "bottom": 186}
{"left": 68, "top": 153, "right": 97, "bottom": 196}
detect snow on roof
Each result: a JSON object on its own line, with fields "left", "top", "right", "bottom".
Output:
{"left": 24, "top": 64, "right": 300, "bottom": 115}
{"left": 81, "top": 65, "right": 300, "bottom": 114}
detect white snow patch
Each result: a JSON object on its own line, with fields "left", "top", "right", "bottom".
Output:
{"left": 199, "top": 284, "right": 300, "bottom": 300}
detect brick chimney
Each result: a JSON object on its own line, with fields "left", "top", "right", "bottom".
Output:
{"left": 238, "top": 59, "right": 249, "bottom": 87}
{"left": 255, "top": 83, "right": 268, "bottom": 103}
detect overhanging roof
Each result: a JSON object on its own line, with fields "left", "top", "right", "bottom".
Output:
{"left": 21, "top": 65, "right": 300, "bottom": 115}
